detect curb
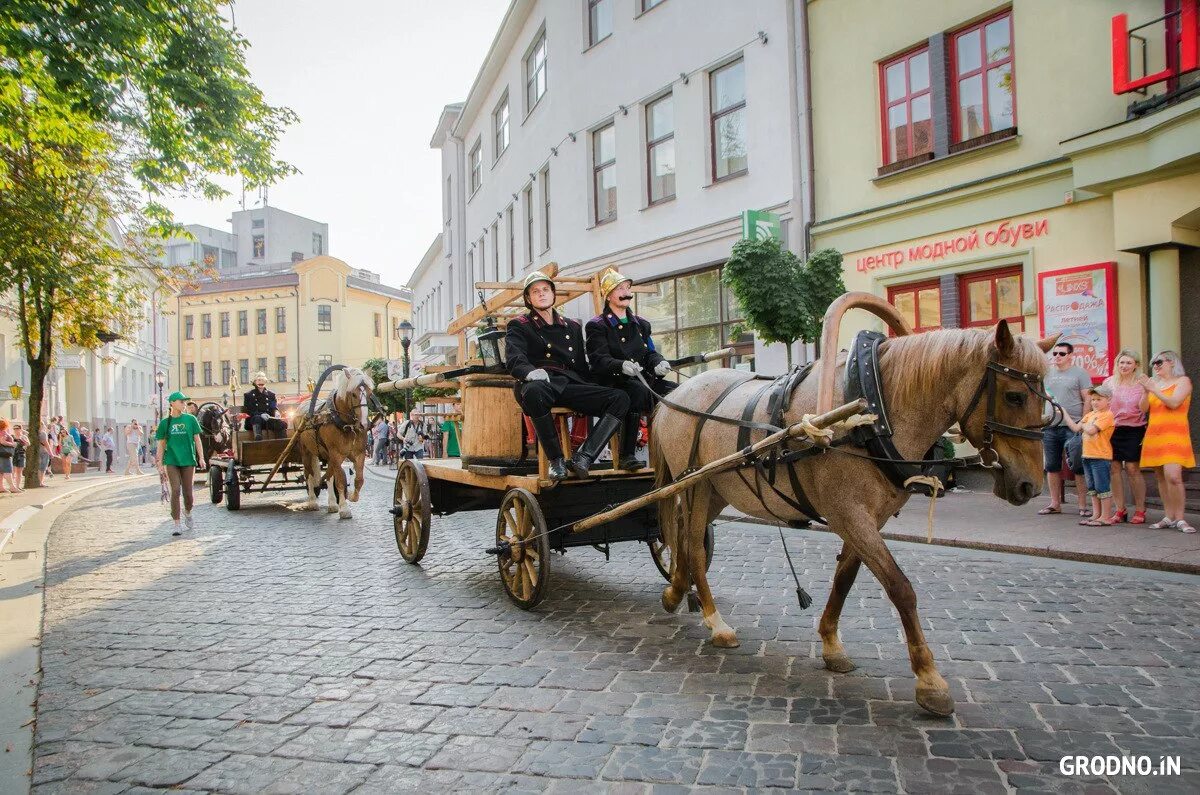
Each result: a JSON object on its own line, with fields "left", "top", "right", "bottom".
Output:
{"left": 719, "top": 511, "right": 1200, "bottom": 576}
{"left": 0, "top": 474, "right": 157, "bottom": 556}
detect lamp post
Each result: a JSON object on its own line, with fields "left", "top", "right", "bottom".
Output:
{"left": 398, "top": 319, "right": 414, "bottom": 415}
{"left": 154, "top": 371, "right": 165, "bottom": 425}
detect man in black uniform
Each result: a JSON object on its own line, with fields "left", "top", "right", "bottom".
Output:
{"left": 585, "top": 269, "right": 675, "bottom": 470}
{"left": 506, "top": 271, "right": 630, "bottom": 481}
{"left": 242, "top": 372, "right": 288, "bottom": 440}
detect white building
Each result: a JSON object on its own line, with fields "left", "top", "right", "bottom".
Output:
{"left": 408, "top": 235, "right": 458, "bottom": 372}
{"left": 429, "top": 0, "right": 812, "bottom": 371}
{"left": 233, "top": 206, "right": 329, "bottom": 270}
{"left": 162, "top": 224, "right": 239, "bottom": 272}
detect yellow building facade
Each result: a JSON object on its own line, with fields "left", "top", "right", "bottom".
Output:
{"left": 173, "top": 256, "right": 411, "bottom": 404}
{"left": 808, "top": 0, "right": 1200, "bottom": 448}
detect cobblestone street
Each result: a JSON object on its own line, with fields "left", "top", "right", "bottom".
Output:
{"left": 29, "top": 480, "right": 1200, "bottom": 793}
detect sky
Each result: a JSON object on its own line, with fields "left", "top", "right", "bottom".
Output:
{"left": 163, "top": 0, "right": 509, "bottom": 287}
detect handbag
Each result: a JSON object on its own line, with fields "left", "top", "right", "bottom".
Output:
{"left": 1065, "top": 431, "right": 1084, "bottom": 472}
{"left": 0, "top": 445, "right": 13, "bottom": 459}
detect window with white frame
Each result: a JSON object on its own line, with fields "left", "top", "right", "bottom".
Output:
{"left": 540, "top": 167, "right": 551, "bottom": 250}
{"left": 506, "top": 206, "right": 515, "bottom": 279}
{"left": 525, "top": 32, "right": 547, "bottom": 112}
{"left": 646, "top": 94, "right": 675, "bottom": 204}
{"left": 493, "top": 94, "right": 510, "bottom": 159}
{"left": 710, "top": 57, "right": 747, "bottom": 180}
{"left": 469, "top": 139, "right": 482, "bottom": 195}
{"left": 593, "top": 123, "right": 617, "bottom": 224}
{"left": 588, "top": 0, "right": 612, "bottom": 46}
{"left": 641, "top": 0, "right": 665, "bottom": 11}
{"left": 523, "top": 187, "right": 534, "bottom": 265}
{"left": 491, "top": 222, "right": 499, "bottom": 280}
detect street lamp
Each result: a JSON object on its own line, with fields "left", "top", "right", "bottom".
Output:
{"left": 154, "top": 371, "right": 165, "bottom": 425}
{"left": 8, "top": 382, "right": 22, "bottom": 401}
{"left": 398, "top": 319, "right": 414, "bottom": 415}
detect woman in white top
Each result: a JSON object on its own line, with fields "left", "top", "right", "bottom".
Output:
{"left": 123, "top": 420, "right": 144, "bottom": 475}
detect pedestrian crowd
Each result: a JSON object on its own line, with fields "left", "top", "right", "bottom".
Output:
{"left": 369, "top": 413, "right": 443, "bottom": 467}
{"left": 1039, "top": 343, "right": 1194, "bottom": 533}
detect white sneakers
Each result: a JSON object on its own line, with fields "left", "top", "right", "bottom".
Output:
{"left": 184, "top": 511, "right": 194, "bottom": 531}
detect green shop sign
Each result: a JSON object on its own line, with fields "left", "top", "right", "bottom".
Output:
{"left": 741, "top": 209, "right": 781, "bottom": 242}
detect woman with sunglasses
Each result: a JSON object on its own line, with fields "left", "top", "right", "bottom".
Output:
{"left": 1138, "top": 351, "right": 1195, "bottom": 533}
{"left": 1102, "top": 349, "right": 1148, "bottom": 524}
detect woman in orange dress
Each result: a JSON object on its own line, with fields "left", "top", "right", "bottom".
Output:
{"left": 1138, "top": 350, "right": 1195, "bottom": 533}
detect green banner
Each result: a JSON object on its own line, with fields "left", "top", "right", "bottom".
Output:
{"left": 741, "top": 209, "right": 781, "bottom": 242}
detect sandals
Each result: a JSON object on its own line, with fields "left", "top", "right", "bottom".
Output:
{"left": 1111, "top": 509, "right": 1128, "bottom": 523}
{"left": 1178, "top": 522, "right": 1197, "bottom": 535}
{"left": 1037, "top": 506, "right": 1062, "bottom": 515}
{"left": 1148, "top": 518, "right": 1177, "bottom": 530}
{"left": 1083, "top": 519, "right": 1114, "bottom": 527}
{"left": 1130, "top": 510, "right": 1147, "bottom": 525}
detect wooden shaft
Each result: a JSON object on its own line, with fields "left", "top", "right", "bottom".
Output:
{"left": 567, "top": 398, "right": 868, "bottom": 535}
{"left": 375, "top": 372, "right": 448, "bottom": 394}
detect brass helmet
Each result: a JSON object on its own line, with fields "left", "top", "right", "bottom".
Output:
{"left": 599, "top": 269, "right": 633, "bottom": 300}
{"left": 522, "top": 270, "right": 556, "bottom": 309}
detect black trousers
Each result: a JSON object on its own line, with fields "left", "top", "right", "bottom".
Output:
{"left": 244, "top": 416, "right": 288, "bottom": 436}
{"left": 104, "top": 450, "right": 113, "bottom": 471}
{"left": 515, "top": 377, "right": 630, "bottom": 421}
{"left": 607, "top": 375, "right": 676, "bottom": 414}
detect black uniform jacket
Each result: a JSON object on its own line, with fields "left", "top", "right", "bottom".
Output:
{"left": 584, "top": 307, "right": 666, "bottom": 381}
{"left": 242, "top": 387, "right": 278, "bottom": 417}
{"left": 505, "top": 310, "right": 591, "bottom": 384}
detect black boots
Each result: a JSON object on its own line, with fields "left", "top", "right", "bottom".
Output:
{"left": 617, "top": 414, "right": 642, "bottom": 470}
{"left": 530, "top": 414, "right": 569, "bottom": 481}
{"left": 567, "top": 414, "right": 622, "bottom": 479}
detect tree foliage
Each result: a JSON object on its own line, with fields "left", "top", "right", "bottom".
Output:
{"left": 795, "top": 248, "right": 847, "bottom": 345}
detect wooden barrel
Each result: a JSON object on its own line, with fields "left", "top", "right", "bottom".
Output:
{"left": 459, "top": 374, "right": 527, "bottom": 466}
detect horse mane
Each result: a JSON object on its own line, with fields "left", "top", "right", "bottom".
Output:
{"left": 878, "top": 327, "right": 1047, "bottom": 408}
{"left": 335, "top": 367, "right": 375, "bottom": 399}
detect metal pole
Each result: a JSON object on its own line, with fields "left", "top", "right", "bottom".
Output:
{"left": 401, "top": 337, "right": 411, "bottom": 415}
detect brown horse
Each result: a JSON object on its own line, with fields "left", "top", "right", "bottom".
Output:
{"left": 296, "top": 367, "right": 373, "bottom": 519}
{"left": 652, "top": 298, "right": 1055, "bottom": 717}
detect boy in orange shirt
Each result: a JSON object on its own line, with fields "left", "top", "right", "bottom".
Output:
{"left": 1067, "top": 385, "right": 1116, "bottom": 526}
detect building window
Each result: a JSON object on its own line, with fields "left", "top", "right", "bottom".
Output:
{"left": 185, "top": 363, "right": 195, "bottom": 387}
{"left": 469, "top": 139, "right": 482, "bottom": 195}
{"left": 478, "top": 236, "right": 486, "bottom": 284}
{"left": 589, "top": 0, "right": 612, "bottom": 46}
{"left": 317, "top": 354, "right": 333, "bottom": 371}
{"left": 374, "top": 313, "right": 381, "bottom": 337}
{"left": 219, "top": 312, "right": 230, "bottom": 337}
{"left": 256, "top": 357, "right": 267, "bottom": 376}
{"left": 525, "top": 32, "right": 547, "bottom": 112}
{"left": 275, "top": 306, "right": 286, "bottom": 333}
{"left": 523, "top": 187, "right": 534, "bottom": 265}
{"left": 202, "top": 361, "right": 212, "bottom": 386}
{"left": 641, "top": 0, "right": 665, "bottom": 11}
{"left": 444, "top": 175, "right": 452, "bottom": 223}
{"left": 252, "top": 218, "right": 264, "bottom": 229}
{"left": 184, "top": 315, "right": 194, "bottom": 340}
{"left": 880, "top": 47, "right": 933, "bottom": 165}
{"left": 959, "top": 266, "right": 1023, "bottom": 331}
{"left": 491, "top": 222, "right": 500, "bottom": 280}
{"left": 646, "top": 94, "right": 675, "bottom": 204}
{"left": 252, "top": 235, "right": 265, "bottom": 258}
{"left": 312, "top": 232, "right": 323, "bottom": 255}
{"left": 239, "top": 359, "right": 250, "bottom": 384}
{"left": 593, "top": 123, "right": 616, "bottom": 224}
{"left": 493, "top": 94, "right": 510, "bottom": 159}
{"left": 256, "top": 308, "right": 267, "bottom": 334}
{"left": 201, "top": 313, "right": 212, "bottom": 339}
{"left": 634, "top": 266, "right": 752, "bottom": 373}
{"left": 237, "top": 310, "right": 248, "bottom": 335}
{"left": 220, "top": 360, "right": 231, "bottom": 384}
{"left": 506, "top": 206, "right": 515, "bottom": 279}
{"left": 540, "top": 167, "right": 551, "bottom": 250}
{"left": 276, "top": 356, "right": 288, "bottom": 383}
{"left": 887, "top": 280, "right": 942, "bottom": 334}
{"left": 710, "top": 58, "right": 747, "bottom": 180}
{"left": 318, "top": 305, "right": 332, "bottom": 331}
{"left": 951, "top": 11, "right": 1015, "bottom": 143}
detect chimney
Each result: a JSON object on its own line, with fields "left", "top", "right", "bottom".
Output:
{"left": 291, "top": 251, "right": 304, "bottom": 263}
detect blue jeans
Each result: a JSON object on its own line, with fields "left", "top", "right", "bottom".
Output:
{"left": 1082, "top": 458, "right": 1112, "bottom": 498}
{"left": 1042, "top": 425, "right": 1083, "bottom": 474}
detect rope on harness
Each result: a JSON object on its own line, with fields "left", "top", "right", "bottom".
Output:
{"left": 777, "top": 524, "right": 813, "bottom": 610}
{"left": 902, "top": 474, "right": 944, "bottom": 543}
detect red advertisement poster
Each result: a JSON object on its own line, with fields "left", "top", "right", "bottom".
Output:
{"left": 1037, "top": 262, "right": 1118, "bottom": 383}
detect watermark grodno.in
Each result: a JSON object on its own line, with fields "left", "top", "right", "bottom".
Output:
{"left": 1060, "top": 756, "right": 1182, "bottom": 777}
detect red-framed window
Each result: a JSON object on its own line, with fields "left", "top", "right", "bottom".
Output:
{"left": 951, "top": 10, "right": 1016, "bottom": 142}
{"left": 887, "top": 279, "right": 942, "bottom": 334}
{"left": 880, "top": 47, "right": 933, "bottom": 165}
{"left": 959, "top": 266, "right": 1023, "bottom": 330}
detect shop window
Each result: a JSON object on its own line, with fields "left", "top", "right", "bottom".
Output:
{"left": 634, "top": 265, "right": 752, "bottom": 373}
{"left": 959, "top": 266, "right": 1023, "bottom": 331}
{"left": 951, "top": 11, "right": 1015, "bottom": 143}
{"left": 887, "top": 280, "right": 942, "bottom": 333}
{"left": 880, "top": 47, "right": 933, "bottom": 165}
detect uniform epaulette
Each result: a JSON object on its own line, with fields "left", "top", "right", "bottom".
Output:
{"left": 588, "top": 315, "right": 604, "bottom": 325}
{"left": 513, "top": 315, "right": 530, "bottom": 324}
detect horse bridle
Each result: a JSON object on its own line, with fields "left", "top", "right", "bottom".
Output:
{"left": 958, "top": 357, "right": 1062, "bottom": 467}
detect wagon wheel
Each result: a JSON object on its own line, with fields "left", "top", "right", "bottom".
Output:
{"left": 649, "top": 521, "right": 715, "bottom": 582}
{"left": 225, "top": 463, "right": 241, "bottom": 511}
{"left": 393, "top": 460, "right": 431, "bottom": 564}
{"left": 208, "top": 466, "right": 223, "bottom": 505}
{"left": 496, "top": 488, "right": 550, "bottom": 610}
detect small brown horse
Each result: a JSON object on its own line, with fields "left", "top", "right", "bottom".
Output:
{"left": 296, "top": 368, "right": 373, "bottom": 519}
{"left": 652, "top": 298, "right": 1055, "bottom": 716}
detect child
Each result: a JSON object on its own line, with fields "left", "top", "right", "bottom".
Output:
{"left": 1067, "top": 384, "right": 1116, "bottom": 526}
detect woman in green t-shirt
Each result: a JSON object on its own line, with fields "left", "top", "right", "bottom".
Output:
{"left": 155, "top": 391, "right": 206, "bottom": 536}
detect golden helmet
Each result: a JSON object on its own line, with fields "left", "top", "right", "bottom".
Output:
{"left": 599, "top": 269, "right": 632, "bottom": 299}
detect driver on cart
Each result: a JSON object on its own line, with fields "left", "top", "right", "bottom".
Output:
{"left": 505, "top": 271, "right": 629, "bottom": 482}
{"left": 242, "top": 372, "right": 287, "bottom": 441}
{"left": 585, "top": 269, "right": 675, "bottom": 470}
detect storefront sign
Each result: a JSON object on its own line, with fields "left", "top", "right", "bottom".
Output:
{"left": 741, "top": 209, "right": 781, "bottom": 242}
{"left": 57, "top": 354, "right": 84, "bottom": 369}
{"left": 854, "top": 218, "right": 1049, "bottom": 273}
{"left": 1111, "top": 0, "right": 1198, "bottom": 94}
{"left": 1037, "top": 262, "right": 1118, "bottom": 382}
{"left": 386, "top": 358, "right": 405, "bottom": 380}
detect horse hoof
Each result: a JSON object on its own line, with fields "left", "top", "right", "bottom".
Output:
{"left": 327, "top": 506, "right": 338, "bottom": 514}
{"left": 916, "top": 686, "right": 955, "bottom": 717}
{"left": 823, "top": 653, "right": 857, "bottom": 674}
{"left": 711, "top": 631, "right": 740, "bottom": 649}
{"left": 301, "top": 502, "right": 318, "bottom": 511}
{"left": 661, "top": 587, "right": 683, "bottom": 613}
{"left": 349, "top": 493, "right": 361, "bottom": 503}
{"left": 338, "top": 511, "right": 352, "bottom": 520}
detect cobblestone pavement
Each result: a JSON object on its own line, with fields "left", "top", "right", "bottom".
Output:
{"left": 30, "top": 481, "right": 1200, "bottom": 793}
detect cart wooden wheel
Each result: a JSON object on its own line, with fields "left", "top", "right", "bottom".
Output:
{"left": 496, "top": 488, "right": 550, "bottom": 610}
{"left": 649, "top": 521, "right": 715, "bottom": 582}
{"left": 225, "top": 464, "right": 241, "bottom": 511}
{"left": 208, "top": 466, "right": 223, "bottom": 505}
{"left": 393, "top": 460, "right": 431, "bottom": 564}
